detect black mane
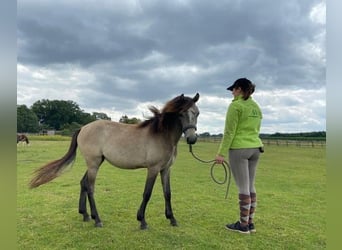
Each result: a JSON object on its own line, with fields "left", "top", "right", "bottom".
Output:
{"left": 138, "top": 94, "right": 195, "bottom": 134}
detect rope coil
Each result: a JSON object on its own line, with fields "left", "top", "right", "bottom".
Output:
{"left": 189, "top": 144, "right": 232, "bottom": 199}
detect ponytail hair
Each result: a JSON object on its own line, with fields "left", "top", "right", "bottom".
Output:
{"left": 242, "top": 83, "right": 255, "bottom": 100}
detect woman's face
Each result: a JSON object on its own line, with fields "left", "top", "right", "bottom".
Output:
{"left": 232, "top": 87, "right": 242, "bottom": 97}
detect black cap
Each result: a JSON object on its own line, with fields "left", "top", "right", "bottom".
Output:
{"left": 227, "top": 78, "right": 252, "bottom": 91}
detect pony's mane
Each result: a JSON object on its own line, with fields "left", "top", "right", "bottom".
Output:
{"left": 138, "top": 94, "right": 195, "bottom": 134}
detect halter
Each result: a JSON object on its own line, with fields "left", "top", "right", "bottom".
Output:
{"left": 182, "top": 124, "right": 197, "bottom": 134}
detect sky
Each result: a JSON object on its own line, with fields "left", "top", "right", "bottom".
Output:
{"left": 17, "top": 0, "right": 326, "bottom": 134}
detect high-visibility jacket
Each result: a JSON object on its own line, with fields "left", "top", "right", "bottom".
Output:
{"left": 217, "top": 95, "right": 263, "bottom": 156}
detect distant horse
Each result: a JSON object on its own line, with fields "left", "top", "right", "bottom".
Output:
{"left": 17, "top": 134, "right": 30, "bottom": 145}
{"left": 30, "top": 93, "right": 200, "bottom": 229}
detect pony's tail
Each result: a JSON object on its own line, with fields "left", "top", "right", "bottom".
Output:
{"left": 29, "top": 129, "right": 81, "bottom": 188}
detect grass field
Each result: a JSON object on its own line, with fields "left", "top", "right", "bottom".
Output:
{"left": 17, "top": 139, "right": 326, "bottom": 249}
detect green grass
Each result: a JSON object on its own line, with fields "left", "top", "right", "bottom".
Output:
{"left": 25, "top": 135, "right": 72, "bottom": 141}
{"left": 17, "top": 140, "right": 326, "bottom": 249}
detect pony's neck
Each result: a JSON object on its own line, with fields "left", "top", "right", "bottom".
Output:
{"left": 161, "top": 114, "right": 183, "bottom": 145}
{"left": 168, "top": 120, "right": 183, "bottom": 145}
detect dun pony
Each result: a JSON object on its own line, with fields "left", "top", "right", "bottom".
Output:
{"left": 30, "top": 93, "right": 200, "bottom": 229}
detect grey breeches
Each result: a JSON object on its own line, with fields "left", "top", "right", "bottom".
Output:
{"left": 228, "top": 148, "right": 260, "bottom": 195}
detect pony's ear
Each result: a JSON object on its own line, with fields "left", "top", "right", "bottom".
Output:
{"left": 193, "top": 93, "right": 200, "bottom": 103}
{"left": 180, "top": 94, "right": 184, "bottom": 99}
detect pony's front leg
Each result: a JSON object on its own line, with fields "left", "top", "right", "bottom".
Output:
{"left": 160, "top": 168, "right": 177, "bottom": 226}
{"left": 137, "top": 170, "right": 158, "bottom": 229}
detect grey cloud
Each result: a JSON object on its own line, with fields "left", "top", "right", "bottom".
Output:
{"left": 17, "top": 0, "right": 326, "bottom": 133}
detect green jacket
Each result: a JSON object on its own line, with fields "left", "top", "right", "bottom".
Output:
{"left": 217, "top": 95, "right": 263, "bottom": 156}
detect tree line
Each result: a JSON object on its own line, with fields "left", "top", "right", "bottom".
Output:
{"left": 18, "top": 99, "right": 325, "bottom": 140}
{"left": 17, "top": 99, "right": 139, "bottom": 135}
{"left": 198, "top": 131, "right": 326, "bottom": 140}
{"left": 260, "top": 131, "right": 326, "bottom": 140}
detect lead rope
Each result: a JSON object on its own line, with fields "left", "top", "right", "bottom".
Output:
{"left": 189, "top": 144, "right": 232, "bottom": 199}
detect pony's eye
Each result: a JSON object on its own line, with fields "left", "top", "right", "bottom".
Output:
{"left": 191, "top": 110, "right": 199, "bottom": 117}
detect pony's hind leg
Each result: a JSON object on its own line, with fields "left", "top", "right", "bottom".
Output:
{"left": 79, "top": 171, "right": 91, "bottom": 222}
{"left": 82, "top": 156, "right": 105, "bottom": 227}
{"left": 160, "top": 168, "right": 177, "bottom": 226}
{"left": 137, "top": 169, "right": 159, "bottom": 229}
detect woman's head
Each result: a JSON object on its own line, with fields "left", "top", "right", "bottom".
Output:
{"left": 227, "top": 78, "right": 255, "bottom": 100}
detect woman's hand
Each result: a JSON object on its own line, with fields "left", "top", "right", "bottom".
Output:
{"left": 215, "top": 155, "right": 225, "bottom": 164}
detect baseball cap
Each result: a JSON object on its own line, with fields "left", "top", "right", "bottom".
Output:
{"left": 227, "top": 78, "right": 252, "bottom": 91}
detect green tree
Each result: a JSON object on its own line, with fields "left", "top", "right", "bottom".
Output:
{"left": 17, "top": 105, "right": 40, "bottom": 133}
{"left": 199, "top": 132, "right": 210, "bottom": 137}
{"left": 31, "top": 99, "right": 96, "bottom": 130}
{"left": 93, "top": 112, "right": 111, "bottom": 120}
{"left": 78, "top": 112, "right": 97, "bottom": 125}
{"left": 60, "top": 122, "right": 83, "bottom": 136}
{"left": 119, "top": 115, "right": 141, "bottom": 124}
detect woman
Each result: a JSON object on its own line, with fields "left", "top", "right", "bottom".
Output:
{"left": 215, "top": 77, "right": 263, "bottom": 234}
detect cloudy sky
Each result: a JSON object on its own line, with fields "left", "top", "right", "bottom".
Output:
{"left": 17, "top": 0, "right": 326, "bottom": 134}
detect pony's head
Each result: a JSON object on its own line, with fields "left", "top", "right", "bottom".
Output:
{"left": 162, "top": 93, "right": 200, "bottom": 144}
{"left": 139, "top": 93, "right": 200, "bottom": 144}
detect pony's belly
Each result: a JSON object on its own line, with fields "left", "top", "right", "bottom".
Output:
{"left": 104, "top": 155, "right": 148, "bottom": 169}
{"left": 103, "top": 149, "right": 171, "bottom": 170}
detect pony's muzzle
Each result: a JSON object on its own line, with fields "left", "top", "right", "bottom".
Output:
{"left": 183, "top": 125, "right": 198, "bottom": 145}
{"left": 186, "top": 135, "right": 197, "bottom": 144}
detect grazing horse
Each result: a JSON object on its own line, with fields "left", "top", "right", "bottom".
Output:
{"left": 17, "top": 134, "right": 30, "bottom": 145}
{"left": 30, "top": 93, "right": 200, "bottom": 229}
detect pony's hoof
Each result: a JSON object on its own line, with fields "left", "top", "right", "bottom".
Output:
{"left": 83, "top": 216, "right": 91, "bottom": 222}
{"left": 171, "top": 221, "right": 178, "bottom": 227}
{"left": 95, "top": 222, "right": 103, "bottom": 227}
{"left": 170, "top": 218, "right": 178, "bottom": 227}
{"left": 140, "top": 223, "right": 148, "bottom": 230}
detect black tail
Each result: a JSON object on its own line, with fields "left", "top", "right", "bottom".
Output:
{"left": 29, "top": 129, "right": 81, "bottom": 188}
